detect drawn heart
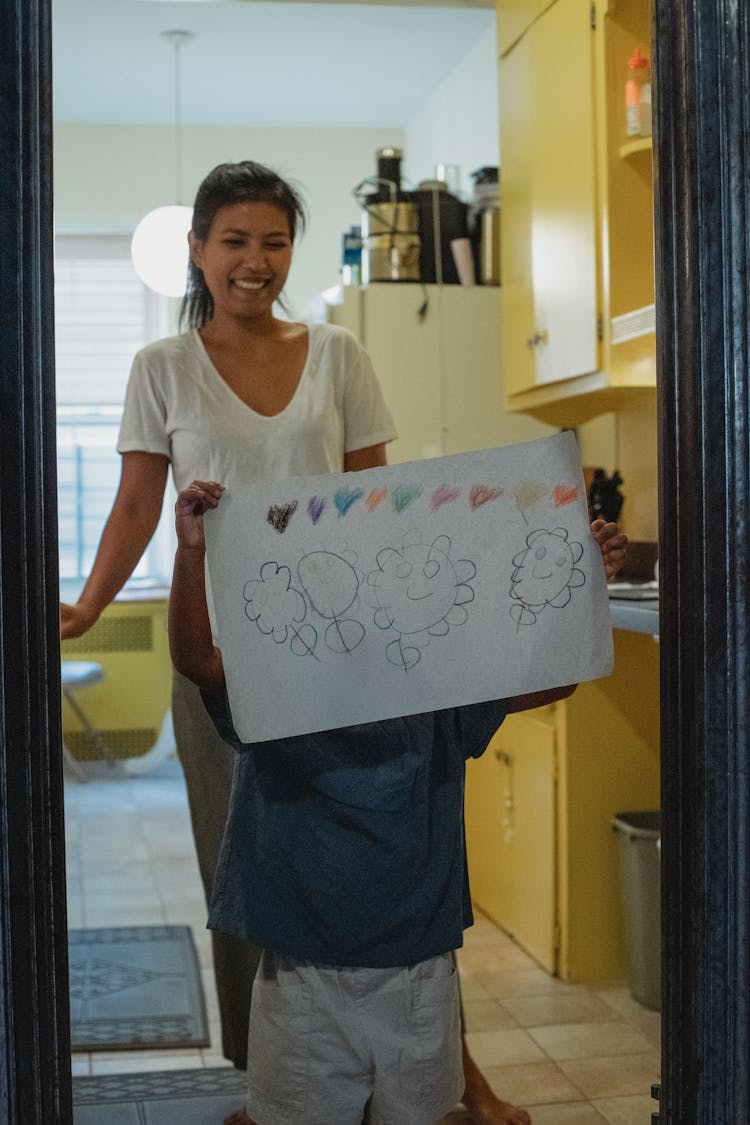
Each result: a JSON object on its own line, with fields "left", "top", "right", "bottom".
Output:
{"left": 266, "top": 500, "right": 298, "bottom": 534}
{"left": 553, "top": 484, "right": 580, "bottom": 507}
{"left": 334, "top": 486, "right": 363, "bottom": 516}
{"left": 307, "top": 496, "right": 327, "bottom": 524}
{"left": 366, "top": 487, "right": 388, "bottom": 512}
{"left": 469, "top": 485, "right": 503, "bottom": 510}
{"left": 514, "top": 481, "right": 548, "bottom": 510}
{"left": 391, "top": 484, "right": 423, "bottom": 513}
{"left": 430, "top": 485, "right": 462, "bottom": 510}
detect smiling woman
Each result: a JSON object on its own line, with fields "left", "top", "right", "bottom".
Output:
{"left": 59, "top": 159, "right": 397, "bottom": 1083}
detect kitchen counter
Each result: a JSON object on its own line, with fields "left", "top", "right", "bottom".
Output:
{"left": 609, "top": 595, "right": 660, "bottom": 637}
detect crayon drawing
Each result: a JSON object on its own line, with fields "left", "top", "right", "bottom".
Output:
{"left": 509, "top": 528, "right": 585, "bottom": 629}
{"left": 205, "top": 431, "right": 614, "bottom": 743}
{"left": 366, "top": 535, "right": 476, "bottom": 670}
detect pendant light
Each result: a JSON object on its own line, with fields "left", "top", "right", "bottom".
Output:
{"left": 131, "top": 29, "right": 194, "bottom": 298}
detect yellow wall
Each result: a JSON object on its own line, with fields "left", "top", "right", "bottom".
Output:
{"left": 577, "top": 391, "right": 657, "bottom": 542}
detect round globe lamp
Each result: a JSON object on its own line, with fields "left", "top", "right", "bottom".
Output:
{"left": 131, "top": 205, "right": 192, "bottom": 299}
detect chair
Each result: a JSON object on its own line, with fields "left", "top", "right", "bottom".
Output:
{"left": 60, "top": 661, "right": 115, "bottom": 780}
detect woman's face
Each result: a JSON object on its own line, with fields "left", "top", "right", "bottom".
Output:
{"left": 189, "top": 201, "right": 293, "bottom": 323}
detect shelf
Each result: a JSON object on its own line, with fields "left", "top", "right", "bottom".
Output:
{"left": 610, "top": 303, "right": 655, "bottom": 344}
{"left": 618, "top": 137, "right": 653, "bottom": 159}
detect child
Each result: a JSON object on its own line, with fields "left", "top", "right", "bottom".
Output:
{"left": 169, "top": 479, "right": 626, "bottom": 1125}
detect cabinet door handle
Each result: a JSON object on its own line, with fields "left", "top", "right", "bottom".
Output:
{"left": 525, "top": 330, "right": 548, "bottom": 350}
{"left": 495, "top": 749, "right": 512, "bottom": 766}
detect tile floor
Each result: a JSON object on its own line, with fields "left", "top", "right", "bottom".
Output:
{"left": 64, "top": 758, "right": 661, "bottom": 1124}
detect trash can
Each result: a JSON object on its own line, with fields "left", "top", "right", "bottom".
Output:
{"left": 612, "top": 810, "right": 661, "bottom": 1011}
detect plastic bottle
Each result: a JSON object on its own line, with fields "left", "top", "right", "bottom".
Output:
{"left": 626, "top": 48, "right": 650, "bottom": 137}
{"left": 341, "top": 225, "right": 362, "bottom": 286}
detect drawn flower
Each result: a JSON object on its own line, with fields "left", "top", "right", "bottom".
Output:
{"left": 297, "top": 549, "right": 365, "bottom": 654}
{"left": 243, "top": 562, "right": 310, "bottom": 646}
{"left": 366, "top": 535, "right": 476, "bottom": 669}
{"left": 509, "top": 527, "right": 585, "bottom": 627}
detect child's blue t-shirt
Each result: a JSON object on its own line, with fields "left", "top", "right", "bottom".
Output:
{"left": 202, "top": 692, "right": 508, "bottom": 969}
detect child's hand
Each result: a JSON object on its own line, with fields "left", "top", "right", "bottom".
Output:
{"left": 590, "top": 518, "right": 628, "bottom": 581}
{"left": 175, "top": 481, "right": 225, "bottom": 551}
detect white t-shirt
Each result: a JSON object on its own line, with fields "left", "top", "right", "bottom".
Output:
{"left": 117, "top": 323, "right": 397, "bottom": 490}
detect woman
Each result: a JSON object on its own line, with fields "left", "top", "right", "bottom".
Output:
{"left": 60, "top": 161, "right": 397, "bottom": 1073}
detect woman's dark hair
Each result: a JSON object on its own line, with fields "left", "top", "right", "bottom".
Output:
{"left": 179, "top": 160, "right": 307, "bottom": 329}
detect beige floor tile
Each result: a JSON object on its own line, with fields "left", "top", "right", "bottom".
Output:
{"left": 502, "top": 990, "right": 617, "bottom": 1028}
{"left": 454, "top": 968, "right": 493, "bottom": 1002}
{"left": 482, "top": 1061, "right": 584, "bottom": 1106}
{"left": 477, "top": 967, "right": 583, "bottom": 1000}
{"left": 463, "top": 1028, "right": 546, "bottom": 1068}
{"left": 592, "top": 1093, "right": 658, "bottom": 1124}
{"left": 462, "top": 997, "right": 518, "bottom": 1032}
{"left": 594, "top": 984, "right": 661, "bottom": 1045}
{"left": 529, "top": 1021, "right": 654, "bottom": 1062}
{"left": 459, "top": 943, "right": 543, "bottom": 973}
{"left": 83, "top": 871, "right": 159, "bottom": 895}
{"left": 78, "top": 846, "right": 150, "bottom": 869}
{"left": 83, "top": 904, "right": 166, "bottom": 927}
{"left": 519, "top": 1102, "right": 607, "bottom": 1123}
{"left": 81, "top": 892, "right": 163, "bottom": 916}
{"left": 557, "top": 1052, "right": 660, "bottom": 1099}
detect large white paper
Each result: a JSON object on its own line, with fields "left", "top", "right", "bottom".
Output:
{"left": 205, "top": 432, "right": 613, "bottom": 743}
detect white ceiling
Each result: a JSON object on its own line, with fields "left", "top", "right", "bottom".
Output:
{"left": 53, "top": 0, "right": 495, "bottom": 127}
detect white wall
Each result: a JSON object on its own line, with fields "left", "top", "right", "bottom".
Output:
{"left": 53, "top": 122, "right": 405, "bottom": 319}
{"left": 402, "top": 25, "right": 499, "bottom": 200}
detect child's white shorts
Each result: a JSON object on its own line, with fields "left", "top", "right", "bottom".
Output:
{"left": 245, "top": 948, "right": 463, "bottom": 1125}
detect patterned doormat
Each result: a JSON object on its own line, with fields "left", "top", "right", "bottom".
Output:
{"left": 69, "top": 925, "right": 209, "bottom": 1051}
{"left": 73, "top": 1068, "right": 246, "bottom": 1125}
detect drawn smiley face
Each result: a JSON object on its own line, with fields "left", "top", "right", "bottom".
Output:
{"left": 369, "top": 535, "right": 475, "bottom": 636}
{"left": 511, "top": 528, "right": 584, "bottom": 609}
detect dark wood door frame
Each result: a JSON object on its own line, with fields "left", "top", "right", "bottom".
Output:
{"left": 654, "top": 1, "right": 750, "bottom": 1122}
{"left": 1, "top": 0, "right": 749, "bottom": 1122}
{"left": 0, "top": 0, "right": 73, "bottom": 1121}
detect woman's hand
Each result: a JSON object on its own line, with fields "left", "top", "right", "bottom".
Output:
{"left": 175, "top": 481, "right": 225, "bottom": 551}
{"left": 60, "top": 601, "right": 100, "bottom": 640}
{"left": 590, "top": 518, "right": 628, "bottom": 581}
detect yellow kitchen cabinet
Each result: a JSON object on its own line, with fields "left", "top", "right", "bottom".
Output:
{"left": 495, "top": 0, "right": 556, "bottom": 55}
{"left": 60, "top": 595, "right": 172, "bottom": 761}
{"left": 498, "top": 0, "right": 656, "bottom": 425}
{"left": 466, "top": 628, "right": 660, "bottom": 981}
{"left": 328, "top": 283, "right": 552, "bottom": 464}
{"left": 466, "top": 707, "right": 558, "bottom": 972}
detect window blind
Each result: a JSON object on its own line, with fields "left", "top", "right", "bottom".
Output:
{"left": 54, "top": 235, "right": 163, "bottom": 411}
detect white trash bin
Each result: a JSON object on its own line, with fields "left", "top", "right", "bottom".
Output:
{"left": 612, "top": 810, "right": 661, "bottom": 1011}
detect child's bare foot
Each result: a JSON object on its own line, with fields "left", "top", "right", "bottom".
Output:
{"left": 223, "top": 1111, "right": 256, "bottom": 1125}
{"left": 462, "top": 1039, "right": 532, "bottom": 1125}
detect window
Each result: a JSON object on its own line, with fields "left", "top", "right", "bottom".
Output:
{"left": 55, "top": 236, "right": 175, "bottom": 584}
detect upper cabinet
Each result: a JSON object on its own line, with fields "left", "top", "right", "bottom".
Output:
{"left": 495, "top": 0, "right": 557, "bottom": 55}
{"left": 498, "top": 0, "right": 655, "bottom": 425}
